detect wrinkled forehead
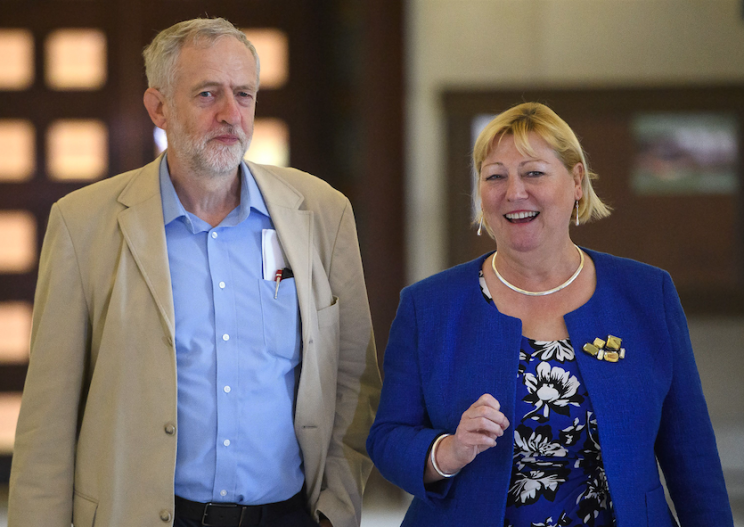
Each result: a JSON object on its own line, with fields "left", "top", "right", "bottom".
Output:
{"left": 172, "top": 36, "right": 257, "bottom": 89}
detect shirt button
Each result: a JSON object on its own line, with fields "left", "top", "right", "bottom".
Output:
{"left": 224, "top": 439, "right": 231, "bottom": 446}
{"left": 222, "top": 334, "right": 230, "bottom": 341}
{"left": 220, "top": 490, "right": 227, "bottom": 497}
{"left": 164, "top": 423, "right": 176, "bottom": 435}
{"left": 211, "top": 232, "right": 218, "bottom": 239}
{"left": 224, "top": 386, "right": 231, "bottom": 393}
{"left": 160, "top": 510, "right": 172, "bottom": 522}
{"left": 219, "top": 281, "right": 226, "bottom": 289}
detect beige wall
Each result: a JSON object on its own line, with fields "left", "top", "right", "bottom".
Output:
{"left": 688, "top": 318, "right": 744, "bottom": 471}
{"left": 406, "top": 0, "right": 744, "bottom": 282}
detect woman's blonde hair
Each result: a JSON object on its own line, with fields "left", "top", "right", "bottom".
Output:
{"left": 472, "top": 102, "right": 610, "bottom": 235}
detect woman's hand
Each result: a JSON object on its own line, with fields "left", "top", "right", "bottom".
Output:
{"left": 425, "top": 394, "right": 509, "bottom": 483}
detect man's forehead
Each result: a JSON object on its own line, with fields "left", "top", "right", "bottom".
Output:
{"left": 172, "top": 38, "right": 256, "bottom": 89}
{"left": 177, "top": 37, "right": 253, "bottom": 66}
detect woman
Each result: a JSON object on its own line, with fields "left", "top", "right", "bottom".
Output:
{"left": 366, "top": 102, "right": 733, "bottom": 527}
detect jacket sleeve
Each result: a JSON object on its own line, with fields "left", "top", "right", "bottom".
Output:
{"left": 654, "top": 272, "right": 734, "bottom": 526}
{"left": 315, "top": 199, "right": 382, "bottom": 527}
{"left": 366, "top": 288, "right": 454, "bottom": 503}
{"left": 8, "top": 204, "right": 91, "bottom": 526}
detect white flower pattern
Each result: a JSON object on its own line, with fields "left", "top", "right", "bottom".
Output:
{"left": 514, "top": 425, "right": 568, "bottom": 462}
{"left": 505, "top": 338, "right": 615, "bottom": 526}
{"left": 530, "top": 339, "right": 575, "bottom": 362}
{"left": 523, "top": 362, "right": 584, "bottom": 423}
{"left": 481, "top": 269, "right": 615, "bottom": 527}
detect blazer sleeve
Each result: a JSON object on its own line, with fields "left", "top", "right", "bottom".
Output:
{"left": 366, "top": 288, "right": 454, "bottom": 503}
{"left": 8, "top": 204, "right": 91, "bottom": 527}
{"left": 654, "top": 272, "right": 734, "bottom": 526}
{"left": 316, "top": 199, "right": 382, "bottom": 527}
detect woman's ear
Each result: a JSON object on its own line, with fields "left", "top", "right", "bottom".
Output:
{"left": 572, "top": 163, "right": 584, "bottom": 201}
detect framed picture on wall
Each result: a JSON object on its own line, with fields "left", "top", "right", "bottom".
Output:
{"left": 631, "top": 112, "right": 738, "bottom": 196}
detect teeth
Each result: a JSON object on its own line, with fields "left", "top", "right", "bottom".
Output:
{"left": 506, "top": 211, "right": 538, "bottom": 220}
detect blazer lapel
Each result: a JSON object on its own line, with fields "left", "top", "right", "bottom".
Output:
{"left": 565, "top": 250, "right": 638, "bottom": 414}
{"left": 249, "top": 162, "right": 313, "bottom": 341}
{"left": 116, "top": 157, "right": 176, "bottom": 338}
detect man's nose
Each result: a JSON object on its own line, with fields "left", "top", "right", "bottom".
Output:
{"left": 217, "top": 93, "right": 241, "bottom": 125}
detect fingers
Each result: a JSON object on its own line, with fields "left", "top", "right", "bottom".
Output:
{"left": 458, "top": 415, "right": 505, "bottom": 444}
{"left": 448, "top": 393, "right": 510, "bottom": 467}
{"left": 464, "top": 394, "right": 510, "bottom": 434}
{"left": 472, "top": 393, "right": 501, "bottom": 412}
{"left": 455, "top": 428, "right": 498, "bottom": 452}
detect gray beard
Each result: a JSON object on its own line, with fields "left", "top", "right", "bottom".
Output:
{"left": 167, "top": 120, "right": 251, "bottom": 176}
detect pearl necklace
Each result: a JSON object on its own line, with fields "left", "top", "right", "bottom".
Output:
{"left": 491, "top": 245, "right": 584, "bottom": 296}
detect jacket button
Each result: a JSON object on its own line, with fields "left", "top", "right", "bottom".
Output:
{"left": 160, "top": 510, "right": 172, "bottom": 522}
{"left": 164, "top": 423, "right": 176, "bottom": 435}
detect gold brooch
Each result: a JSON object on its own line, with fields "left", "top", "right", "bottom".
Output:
{"left": 582, "top": 335, "right": 625, "bottom": 363}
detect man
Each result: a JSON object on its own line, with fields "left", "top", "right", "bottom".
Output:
{"left": 8, "top": 17, "right": 380, "bottom": 527}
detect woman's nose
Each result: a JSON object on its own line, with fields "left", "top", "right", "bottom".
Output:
{"left": 505, "top": 175, "right": 527, "bottom": 201}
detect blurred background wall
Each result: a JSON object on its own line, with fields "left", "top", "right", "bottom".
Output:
{"left": 407, "top": 0, "right": 744, "bottom": 280}
{"left": 0, "top": 0, "right": 742, "bottom": 525}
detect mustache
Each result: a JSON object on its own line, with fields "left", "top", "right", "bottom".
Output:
{"left": 205, "top": 126, "right": 247, "bottom": 143}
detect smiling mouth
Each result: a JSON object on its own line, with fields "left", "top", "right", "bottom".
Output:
{"left": 505, "top": 211, "right": 539, "bottom": 223}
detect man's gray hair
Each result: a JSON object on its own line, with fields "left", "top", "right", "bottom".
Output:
{"left": 143, "top": 17, "right": 260, "bottom": 97}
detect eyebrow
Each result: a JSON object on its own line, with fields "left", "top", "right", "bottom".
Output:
{"left": 482, "top": 159, "right": 547, "bottom": 168}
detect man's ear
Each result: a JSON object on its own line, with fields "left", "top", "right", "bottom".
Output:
{"left": 143, "top": 88, "right": 169, "bottom": 130}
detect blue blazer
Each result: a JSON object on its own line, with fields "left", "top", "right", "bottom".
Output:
{"left": 367, "top": 249, "right": 733, "bottom": 527}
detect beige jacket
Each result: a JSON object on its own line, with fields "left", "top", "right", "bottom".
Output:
{"left": 8, "top": 156, "right": 381, "bottom": 527}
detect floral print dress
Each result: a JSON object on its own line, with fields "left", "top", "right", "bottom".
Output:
{"left": 479, "top": 271, "right": 615, "bottom": 527}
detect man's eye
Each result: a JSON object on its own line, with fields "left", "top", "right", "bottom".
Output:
{"left": 199, "top": 91, "right": 213, "bottom": 97}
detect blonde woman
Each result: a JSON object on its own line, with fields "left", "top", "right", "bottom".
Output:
{"left": 367, "top": 102, "right": 733, "bottom": 527}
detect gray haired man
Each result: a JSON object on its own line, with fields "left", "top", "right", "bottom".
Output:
{"left": 9, "top": 17, "right": 380, "bottom": 527}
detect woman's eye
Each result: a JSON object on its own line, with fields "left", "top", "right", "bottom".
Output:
{"left": 485, "top": 173, "right": 505, "bottom": 181}
{"left": 526, "top": 171, "right": 544, "bottom": 177}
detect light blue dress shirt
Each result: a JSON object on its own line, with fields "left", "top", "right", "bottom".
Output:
{"left": 160, "top": 156, "right": 304, "bottom": 505}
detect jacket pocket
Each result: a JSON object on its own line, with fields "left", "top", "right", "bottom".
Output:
{"left": 72, "top": 490, "right": 98, "bottom": 527}
{"left": 314, "top": 297, "right": 340, "bottom": 377}
{"left": 646, "top": 485, "right": 675, "bottom": 527}
{"left": 317, "top": 296, "right": 339, "bottom": 328}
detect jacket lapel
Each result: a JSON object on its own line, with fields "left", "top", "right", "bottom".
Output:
{"left": 249, "top": 162, "right": 313, "bottom": 342}
{"left": 116, "top": 156, "right": 176, "bottom": 338}
{"left": 113, "top": 159, "right": 313, "bottom": 344}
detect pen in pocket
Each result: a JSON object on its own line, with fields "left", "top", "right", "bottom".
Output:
{"left": 274, "top": 268, "right": 294, "bottom": 299}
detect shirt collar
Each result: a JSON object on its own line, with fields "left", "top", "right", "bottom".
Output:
{"left": 159, "top": 154, "right": 270, "bottom": 229}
